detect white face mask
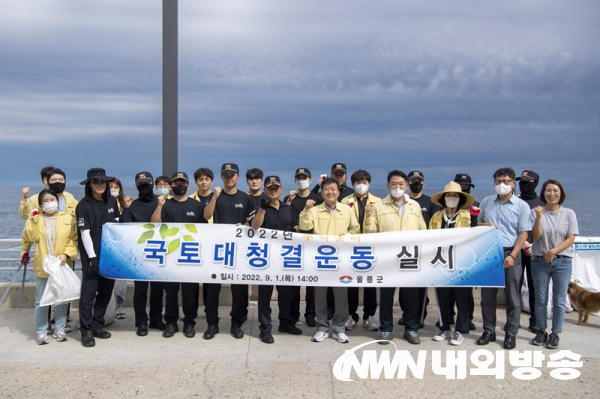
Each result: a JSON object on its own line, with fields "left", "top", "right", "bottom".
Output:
{"left": 110, "top": 190, "right": 120, "bottom": 197}
{"left": 445, "top": 197, "right": 460, "bottom": 209}
{"left": 495, "top": 183, "right": 512, "bottom": 196}
{"left": 354, "top": 183, "right": 369, "bottom": 195}
{"left": 156, "top": 188, "right": 170, "bottom": 196}
{"left": 391, "top": 188, "right": 405, "bottom": 198}
{"left": 295, "top": 179, "right": 310, "bottom": 190}
{"left": 42, "top": 201, "right": 59, "bottom": 214}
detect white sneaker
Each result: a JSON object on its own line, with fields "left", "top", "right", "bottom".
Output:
{"left": 52, "top": 329, "right": 68, "bottom": 342}
{"left": 332, "top": 332, "right": 349, "bottom": 343}
{"left": 450, "top": 331, "right": 464, "bottom": 346}
{"left": 36, "top": 333, "right": 49, "bottom": 345}
{"left": 363, "top": 316, "right": 379, "bottom": 331}
{"left": 116, "top": 308, "right": 126, "bottom": 319}
{"left": 344, "top": 316, "right": 357, "bottom": 331}
{"left": 312, "top": 331, "right": 330, "bottom": 342}
{"left": 432, "top": 330, "right": 452, "bottom": 341}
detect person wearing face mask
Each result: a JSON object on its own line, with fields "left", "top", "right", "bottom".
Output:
{"left": 120, "top": 172, "right": 167, "bottom": 336}
{"left": 364, "top": 170, "right": 427, "bottom": 345}
{"left": 397, "top": 171, "right": 441, "bottom": 329}
{"left": 516, "top": 170, "right": 544, "bottom": 334}
{"left": 20, "top": 166, "right": 77, "bottom": 219}
{"left": 341, "top": 170, "right": 381, "bottom": 332}
{"left": 311, "top": 163, "right": 355, "bottom": 201}
{"left": 477, "top": 167, "right": 532, "bottom": 350}
{"left": 151, "top": 172, "right": 207, "bottom": 339}
{"left": 155, "top": 175, "right": 173, "bottom": 199}
{"left": 21, "top": 189, "right": 78, "bottom": 345}
{"left": 109, "top": 178, "right": 132, "bottom": 213}
{"left": 284, "top": 168, "right": 324, "bottom": 328}
{"left": 429, "top": 182, "right": 477, "bottom": 346}
{"left": 76, "top": 168, "right": 120, "bottom": 347}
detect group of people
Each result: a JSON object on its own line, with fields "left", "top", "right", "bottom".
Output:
{"left": 20, "top": 163, "right": 578, "bottom": 350}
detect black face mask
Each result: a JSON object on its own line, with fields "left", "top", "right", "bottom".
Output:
{"left": 137, "top": 184, "right": 154, "bottom": 202}
{"left": 461, "top": 187, "right": 471, "bottom": 194}
{"left": 172, "top": 185, "right": 188, "bottom": 196}
{"left": 48, "top": 182, "right": 65, "bottom": 194}
{"left": 519, "top": 181, "right": 538, "bottom": 200}
{"left": 409, "top": 182, "right": 423, "bottom": 194}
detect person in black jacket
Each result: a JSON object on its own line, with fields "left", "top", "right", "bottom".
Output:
{"left": 311, "top": 163, "right": 354, "bottom": 201}
{"left": 76, "top": 168, "right": 120, "bottom": 347}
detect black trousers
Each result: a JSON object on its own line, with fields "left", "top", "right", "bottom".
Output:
{"left": 133, "top": 281, "right": 165, "bottom": 326}
{"left": 79, "top": 271, "right": 115, "bottom": 334}
{"left": 304, "top": 286, "right": 315, "bottom": 318}
{"left": 164, "top": 282, "right": 199, "bottom": 326}
{"left": 277, "top": 285, "right": 300, "bottom": 326}
{"left": 204, "top": 283, "right": 248, "bottom": 327}
{"left": 437, "top": 287, "right": 472, "bottom": 334}
{"left": 348, "top": 287, "right": 377, "bottom": 321}
{"left": 399, "top": 287, "right": 428, "bottom": 320}
{"left": 380, "top": 287, "right": 420, "bottom": 332}
{"left": 258, "top": 285, "right": 274, "bottom": 332}
{"left": 519, "top": 250, "right": 536, "bottom": 324}
{"left": 447, "top": 289, "right": 475, "bottom": 321}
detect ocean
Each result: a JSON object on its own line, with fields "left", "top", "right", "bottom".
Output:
{"left": 1, "top": 185, "right": 598, "bottom": 282}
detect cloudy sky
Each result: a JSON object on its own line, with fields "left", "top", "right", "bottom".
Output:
{"left": 1, "top": 0, "right": 598, "bottom": 189}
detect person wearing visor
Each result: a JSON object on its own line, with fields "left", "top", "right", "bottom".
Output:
{"left": 429, "top": 182, "right": 477, "bottom": 346}
{"left": 477, "top": 167, "right": 531, "bottom": 350}
{"left": 284, "top": 167, "right": 323, "bottom": 328}
{"left": 151, "top": 172, "right": 206, "bottom": 339}
{"left": 76, "top": 168, "right": 120, "bottom": 347}
{"left": 341, "top": 169, "right": 381, "bottom": 332}
{"left": 120, "top": 172, "right": 167, "bottom": 336}
{"left": 251, "top": 176, "right": 300, "bottom": 343}
{"left": 516, "top": 170, "right": 544, "bottom": 333}
{"left": 203, "top": 163, "right": 254, "bottom": 340}
{"left": 312, "top": 163, "right": 354, "bottom": 201}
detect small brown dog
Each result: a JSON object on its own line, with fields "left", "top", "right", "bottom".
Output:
{"left": 568, "top": 282, "right": 600, "bottom": 325}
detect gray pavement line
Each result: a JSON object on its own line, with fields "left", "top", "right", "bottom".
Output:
{"left": 246, "top": 307, "right": 255, "bottom": 367}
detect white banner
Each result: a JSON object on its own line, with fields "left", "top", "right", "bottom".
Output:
{"left": 99, "top": 223, "right": 505, "bottom": 287}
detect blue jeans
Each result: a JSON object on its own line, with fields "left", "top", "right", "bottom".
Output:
{"left": 531, "top": 256, "right": 572, "bottom": 333}
{"left": 35, "top": 277, "right": 68, "bottom": 334}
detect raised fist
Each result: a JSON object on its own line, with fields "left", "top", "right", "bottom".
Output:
{"left": 22, "top": 187, "right": 29, "bottom": 199}
{"left": 305, "top": 199, "right": 316, "bottom": 210}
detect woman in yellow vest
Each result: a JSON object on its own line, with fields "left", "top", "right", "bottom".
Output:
{"left": 429, "top": 181, "right": 476, "bottom": 346}
{"left": 21, "top": 189, "right": 78, "bottom": 345}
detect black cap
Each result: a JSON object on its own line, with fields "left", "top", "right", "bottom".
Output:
{"left": 221, "top": 163, "right": 239, "bottom": 176}
{"left": 264, "top": 175, "right": 282, "bottom": 188}
{"left": 407, "top": 171, "right": 424, "bottom": 181}
{"left": 331, "top": 163, "right": 347, "bottom": 174}
{"left": 135, "top": 171, "right": 154, "bottom": 186}
{"left": 79, "top": 168, "right": 115, "bottom": 185}
{"left": 171, "top": 172, "right": 189, "bottom": 182}
{"left": 453, "top": 173, "right": 475, "bottom": 188}
{"left": 516, "top": 170, "right": 539, "bottom": 183}
{"left": 294, "top": 168, "right": 311, "bottom": 178}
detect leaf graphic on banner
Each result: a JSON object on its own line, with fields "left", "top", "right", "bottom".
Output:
{"left": 143, "top": 224, "right": 154, "bottom": 229}
{"left": 159, "top": 224, "right": 168, "bottom": 239}
{"left": 165, "top": 227, "right": 180, "bottom": 237}
{"left": 137, "top": 230, "right": 154, "bottom": 244}
{"left": 168, "top": 239, "right": 180, "bottom": 255}
{"left": 183, "top": 235, "right": 194, "bottom": 242}
{"left": 185, "top": 224, "right": 197, "bottom": 234}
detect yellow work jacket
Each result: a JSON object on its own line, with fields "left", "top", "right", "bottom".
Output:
{"left": 299, "top": 202, "right": 360, "bottom": 235}
{"left": 20, "top": 191, "right": 78, "bottom": 219}
{"left": 341, "top": 192, "right": 381, "bottom": 220}
{"left": 429, "top": 209, "right": 472, "bottom": 230}
{"left": 21, "top": 212, "right": 78, "bottom": 278}
{"left": 364, "top": 194, "right": 426, "bottom": 233}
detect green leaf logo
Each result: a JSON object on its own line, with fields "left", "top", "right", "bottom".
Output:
{"left": 183, "top": 235, "right": 194, "bottom": 242}
{"left": 137, "top": 230, "right": 154, "bottom": 244}
{"left": 164, "top": 227, "right": 180, "bottom": 237}
{"left": 167, "top": 239, "right": 181, "bottom": 255}
{"left": 185, "top": 224, "right": 197, "bottom": 234}
{"left": 159, "top": 224, "right": 168, "bottom": 239}
{"left": 143, "top": 224, "right": 155, "bottom": 229}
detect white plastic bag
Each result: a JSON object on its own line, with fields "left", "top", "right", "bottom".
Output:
{"left": 113, "top": 279, "right": 127, "bottom": 299}
{"left": 40, "top": 255, "right": 81, "bottom": 307}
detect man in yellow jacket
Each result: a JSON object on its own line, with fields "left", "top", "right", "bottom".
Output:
{"left": 364, "top": 170, "right": 427, "bottom": 345}
{"left": 341, "top": 169, "right": 381, "bottom": 331}
{"left": 300, "top": 177, "right": 360, "bottom": 344}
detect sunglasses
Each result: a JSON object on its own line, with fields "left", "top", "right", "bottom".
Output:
{"left": 90, "top": 178, "right": 106, "bottom": 185}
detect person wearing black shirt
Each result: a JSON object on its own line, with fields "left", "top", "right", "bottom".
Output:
{"left": 284, "top": 168, "right": 324, "bottom": 327}
{"left": 246, "top": 167, "right": 269, "bottom": 210}
{"left": 250, "top": 175, "right": 300, "bottom": 343}
{"left": 203, "top": 163, "right": 254, "bottom": 340}
{"left": 516, "top": 170, "right": 544, "bottom": 333}
{"left": 151, "top": 172, "right": 206, "bottom": 339}
{"left": 76, "top": 168, "right": 120, "bottom": 347}
{"left": 311, "top": 163, "right": 354, "bottom": 202}
{"left": 397, "top": 171, "right": 441, "bottom": 327}
{"left": 191, "top": 167, "right": 215, "bottom": 208}
{"left": 120, "top": 171, "right": 166, "bottom": 336}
